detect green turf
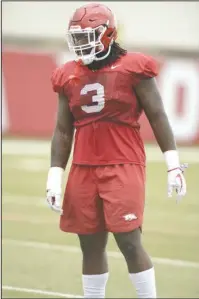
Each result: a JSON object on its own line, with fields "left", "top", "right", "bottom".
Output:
{"left": 2, "top": 149, "right": 199, "bottom": 298}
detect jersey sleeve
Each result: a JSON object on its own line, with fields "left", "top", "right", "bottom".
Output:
{"left": 128, "top": 53, "right": 159, "bottom": 86}
{"left": 51, "top": 66, "right": 65, "bottom": 93}
{"left": 140, "top": 55, "right": 159, "bottom": 78}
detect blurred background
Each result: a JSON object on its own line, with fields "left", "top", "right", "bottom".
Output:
{"left": 2, "top": 2, "right": 199, "bottom": 298}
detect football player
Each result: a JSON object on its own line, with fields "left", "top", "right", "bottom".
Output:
{"left": 46, "top": 3, "right": 187, "bottom": 298}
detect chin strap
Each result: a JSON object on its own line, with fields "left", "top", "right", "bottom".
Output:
{"left": 79, "top": 48, "right": 96, "bottom": 65}
{"left": 80, "top": 40, "right": 113, "bottom": 65}
{"left": 94, "top": 44, "right": 112, "bottom": 61}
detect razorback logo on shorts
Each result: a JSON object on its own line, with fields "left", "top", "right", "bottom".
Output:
{"left": 123, "top": 213, "right": 137, "bottom": 221}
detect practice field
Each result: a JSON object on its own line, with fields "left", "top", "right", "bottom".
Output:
{"left": 2, "top": 139, "right": 199, "bottom": 298}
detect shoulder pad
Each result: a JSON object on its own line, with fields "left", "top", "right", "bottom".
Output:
{"left": 124, "top": 52, "right": 159, "bottom": 84}
{"left": 51, "top": 60, "right": 76, "bottom": 93}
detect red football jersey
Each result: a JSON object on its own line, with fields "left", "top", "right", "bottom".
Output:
{"left": 51, "top": 52, "right": 159, "bottom": 166}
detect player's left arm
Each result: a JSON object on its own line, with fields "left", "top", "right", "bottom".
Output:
{"left": 135, "top": 78, "right": 175, "bottom": 152}
{"left": 135, "top": 77, "right": 187, "bottom": 200}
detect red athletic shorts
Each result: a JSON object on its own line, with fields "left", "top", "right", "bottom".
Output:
{"left": 60, "top": 163, "right": 146, "bottom": 234}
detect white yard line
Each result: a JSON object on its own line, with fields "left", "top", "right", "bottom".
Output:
{"left": 2, "top": 139, "right": 199, "bottom": 162}
{"left": 3, "top": 238, "right": 199, "bottom": 269}
{"left": 2, "top": 286, "right": 83, "bottom": 298}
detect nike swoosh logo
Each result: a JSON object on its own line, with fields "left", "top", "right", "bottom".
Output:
{"left": 111, "top": 64, "right": 121, "bottom": 70}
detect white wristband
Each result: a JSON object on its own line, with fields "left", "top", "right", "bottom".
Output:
{"left": 46, "top": 167, "right": 64, "bottom": 190}
{"left": 164, "top": 150, "right": 180, "bottom": 170}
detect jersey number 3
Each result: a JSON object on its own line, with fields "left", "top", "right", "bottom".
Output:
{"left": 80, "top": 83, "right": 105, "bottom": 113}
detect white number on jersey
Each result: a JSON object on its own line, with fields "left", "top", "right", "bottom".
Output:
{"left": 80, "top": 83, "right": 105, "bottom": 113}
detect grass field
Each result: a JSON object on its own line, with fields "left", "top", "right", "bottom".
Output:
{"left": 2, "top": 139, "right": 199, "bottom": 298}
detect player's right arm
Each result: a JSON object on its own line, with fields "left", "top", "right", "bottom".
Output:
{"left": 51, "top": 92, "right": 74, "bottom": 169}
{"left": 46, "top": 65, "right": 74, "bottom": 213}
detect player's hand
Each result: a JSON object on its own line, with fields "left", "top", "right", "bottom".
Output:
{"left": 46, "top": 167, "right": 64, "bottom": 214}
{"left": 46, "top": 189, "right": 62, "bottom": 214}
{"left": 167, "top": 164, "right": 188, "bottom": 202}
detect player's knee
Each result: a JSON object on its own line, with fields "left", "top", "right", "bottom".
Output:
{"left": 81, "top": 242, "right": 106, "bottom": 259}
{"left": 78, "top": 233, "right": 107, "bottom": 257}
{"left": 114, "top": 231, "right": 142, "bottom": 260}
{"left": 120, "top": 240, "right": 141, "bottom": 260}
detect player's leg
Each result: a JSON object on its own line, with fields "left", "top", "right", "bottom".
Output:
{"left": 100, "top": 164, "right": 156, "bottom": 298}
{"left": 78, "top": 232, "right": 109, "bottom": 298}
{"left": 60, "top": 165, "right": 109, "bottom": 298}
{"left": 114, "top": 229, "right": 156, "bottom": 298}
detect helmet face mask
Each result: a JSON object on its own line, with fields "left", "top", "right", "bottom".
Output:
{"left": 67, "top": 3, "right": 117, "bottom": 65}
{"left": 67, "top": 25, "right": 107, "bottom": 65}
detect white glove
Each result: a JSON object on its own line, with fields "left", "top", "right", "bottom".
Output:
{"left": 46, "top": 167, "right": 64, "bottom": 214}
{"left": 164, "top": 150, "right": 188, "bottom": 202}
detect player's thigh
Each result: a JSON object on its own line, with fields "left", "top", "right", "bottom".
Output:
{"left": 60, "top": 165, "right": 105, "bottom": 234}
{"left": 100, "top": 164, "right": 146, "bottom": 233}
